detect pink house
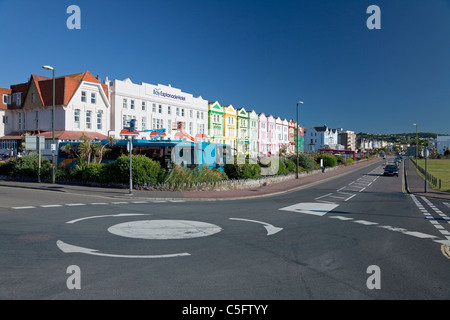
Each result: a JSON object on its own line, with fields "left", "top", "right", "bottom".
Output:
{"left": 258, "top": 113, "right": 268, "bottom": 156}
{"left": 267, "top": 115, "right": 276, "bottom": 156}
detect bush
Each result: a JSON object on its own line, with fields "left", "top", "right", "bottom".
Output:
{"left": 82, "top": 162, "right": 105, "bottom": 183}
{"left": 116, "top": 154, "right": 165, "bottom": 184}
{"left": 0, "top": 153, "right": 52, "bottom": 178}
{"left": 346, "top": 157, "right": 354, "bottom": 164}
{"left": 283, "top": 158, "right": 297, "bottom": 173}
{"left": 317, "top": 153, "right": 338, "bottom": 167}
{"left": 225, "top": 162, "right": 261, "bottom": 179}
{"left": 298, "top": 153, "right": 315, "bottom": 172}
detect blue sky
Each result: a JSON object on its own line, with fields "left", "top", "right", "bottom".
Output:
{"left": 1, "top": 0, "right": 449, "bottom": 134}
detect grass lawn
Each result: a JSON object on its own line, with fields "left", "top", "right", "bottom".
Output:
{"left": 416, "top": 159, "right": 450, "bottom": 192}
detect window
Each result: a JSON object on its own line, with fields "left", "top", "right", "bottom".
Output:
{"left": 123, "top": 115, "right": 127, "bottom": 127}
{"left": 123, "top": 98, "right": 127, "bottom": 109}
{"left": 91, "top": 93, "right": 96, "bottom": 104}
{"left": 167, "top": 119, "right": 172, "bottom": 134}
{"left": 18, "top": 113, "right": 22, "bottom": 130}
{"left": 189, "top": 122, "right": 193, "bottom": 134}
{"left": 181, "top": 109, "right": 185, "bottom": 117}
{"left": 142, "top": 101, "right": 146, "bottom": 111}
{"left": 81, "top": 91, "right": 87, "bottom": 102}
{"left": 86, "top": 111, "right": 92, "bottom": 129}
{"left": 131, "top": 100, "right": 135, "bottom": 109}
{"left": 97, "top": 112, "right": 102, "bottom": 130}
{"left": 2, "top": 94, "right": 11, "bottom": 104}
{"left": 167, "top": 106, "right": 171, "bottom": 115}
{"left": 2, "top": 116, "right": 8, "bottom": 124}
{"left": 74, "top": 109, "right": 80, "bottom": 128}
{"left": 35, "top": 111, "right": 38, "bottom": 129}
{"left": 152, "top": 104, "right": 156, "bottom": 112}
{"left": 159, "top": 105, "right": 162, "bottom": 113}
{"left": 176, "top": 108, "right": 179, "bottom": 116}
{"left": 201, "top": 112, "right": 204, "bottom": 120}
{"left": 190, "top": 110, "right": 193, "bottom": 118}
{"left": 197, "top": 111, "right": 199, "bottom": 119}
{"left": 142, "top": 116, "right": 146, "bottom": 130}
{"left": 31, "top": 93, "right": 35, "bottom": 103}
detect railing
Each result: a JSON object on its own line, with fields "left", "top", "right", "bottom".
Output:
{"left": 410, "top": 158, "right": 442, "bottom": 189}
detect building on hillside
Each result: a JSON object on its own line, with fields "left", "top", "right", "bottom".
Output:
{"left": 0, "top": 71, "right": 110, "bottom": 158}
{"left": 436, "top": 136, "right": 450, "bottom": 155}
{"left": 338, "top": 130, "right": 356, "bottom": 151}
{"left": 207, "top": 101, "right": 224, "bottom": 144}
{"left": 223, "top": 105, "right": 237, "bottom": 155}
{"left": 236, "top": 107, "right": 249, "bottom": 156}
{"left": 248, "top": 110, "right": 259, "bottom": 158}
{"left": 107, "top": 78, "right": 208, "bottom": 141}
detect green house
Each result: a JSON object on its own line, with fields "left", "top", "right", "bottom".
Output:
{"left": 208, "top": 101, "right": 224, "bottom": 144}
{"left": 237, "top": 107, "right": 249, "bottom": 156}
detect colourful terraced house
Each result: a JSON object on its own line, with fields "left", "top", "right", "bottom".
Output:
{"left": 236, "top": 107, "right": 249, "bottom": 156}
{"left": 207, "top": 101, "right": 224, "bottom": 144}
{"left": 222, "top": 104, "right": 237, "bottom": 155}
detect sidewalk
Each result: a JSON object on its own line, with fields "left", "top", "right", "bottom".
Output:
{"left": 404, "top": 158, "right": 450, "bottom": 200}
{"left": 0, "top": 158, "right": 382, "bottom": 201}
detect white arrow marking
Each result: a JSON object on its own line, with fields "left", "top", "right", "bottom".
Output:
{"left": 229, "top": 218, "right": 283, "bottom": 236}
{"left": 56, "top": 240, "right": 190, "bottom": 259}
{"left": 66, "top": 213, "right": 151, "bottom": 224}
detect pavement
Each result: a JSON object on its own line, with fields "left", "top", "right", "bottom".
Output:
{"left": 0, "top": 157, "right": 379, "bottom": 201}
{"left": 1, "top": 156, "right": 448, "bottom": 201}
{"left": 404, "top": 157, "right": 450, "bottom": 200}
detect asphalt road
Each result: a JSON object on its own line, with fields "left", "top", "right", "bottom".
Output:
{"left": 1, "top": 159, "right": 449, "bottom": 301}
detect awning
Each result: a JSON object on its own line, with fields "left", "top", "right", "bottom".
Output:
{"left": 150, "top": 131, "right": 166, "bottom": 136}
{"left": 195, "top": 134, "right": 208, "bottom": 138}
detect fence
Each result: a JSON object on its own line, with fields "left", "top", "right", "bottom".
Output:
{"left": 410, "top": 158, "right": 442, "bottom": 189}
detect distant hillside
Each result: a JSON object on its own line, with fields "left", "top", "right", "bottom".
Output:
{"left": 356, "top": 132, "right": 449, "bottom": 144}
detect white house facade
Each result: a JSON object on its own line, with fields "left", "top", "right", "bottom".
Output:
{"left": 108, "top": 78, "right": 208, "bottom": 141}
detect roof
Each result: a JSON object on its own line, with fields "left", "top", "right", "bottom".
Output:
{"left": 5, "top": 71, "right": 108, "bottom": 109}
{"left": 33, "top": 131, "right": 110, "bottom": 140}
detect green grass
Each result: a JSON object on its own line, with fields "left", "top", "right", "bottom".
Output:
{"left": 415, "top": 159, "right": 450, "bottom": 192}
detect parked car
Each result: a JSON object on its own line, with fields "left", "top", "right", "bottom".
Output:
{"left": 384, "top": 164, "right": 399, "bottom": 177}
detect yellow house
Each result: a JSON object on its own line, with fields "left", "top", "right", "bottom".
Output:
{"left": 222, "top": 104, "right": 237, "bottom": 155}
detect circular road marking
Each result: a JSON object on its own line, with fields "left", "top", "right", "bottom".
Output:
{"left": 107, "top": 220, "right": 222, "bottom": 240}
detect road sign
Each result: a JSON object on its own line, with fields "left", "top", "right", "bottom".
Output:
{"left": 25, "top": 136, "right": 45, "bottom": 151}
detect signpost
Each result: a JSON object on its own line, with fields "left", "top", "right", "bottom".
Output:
{"left": 25, "top": 136, "right": 45, "bottom": 182}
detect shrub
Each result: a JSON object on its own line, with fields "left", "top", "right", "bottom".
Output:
{"left": 346, "top": 157, "right": 354, "bottom": 164}
{"left": 283, "top": 158, "right": 297, "bottom": 173}
{"left": 298, "top": 153, "right": 315, "bottom": 172}
{"left": 116, "top": 154, "right": 165, "bottom": 184}
{"left": 317, "top": 153, "right": 338, "bottom": 167}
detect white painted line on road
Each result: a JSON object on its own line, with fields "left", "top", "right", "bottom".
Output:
{"left": 230, "top": 218, "right": 283, "bottom": 236}
{"left": 12, "top": 206, "right": 36, "bottom": 210}
{"left": 328, "top": 216, "right": 353, "bottom": 221}
{"left": 111, "top": 202, "right": 129, "bottom": 205}
{"left": 40, "top": 204, "right": 63, "bottom": 208}
{"left": 345, "top": 194, "right": 357, "bottom": 201}
{"left": 132, "top": 201, "right": 149, "bottom": 204}
{"left": 66, "top": 203, "right": 86, "bottom": 206}
{"left": 353, "top": 220, "right": 378, "bottom": 226}
{"left": 315, "top": 193, "right": 333, "bottom": 200}
{"left": 279, "top": 202, "right": 339, "bottom": 216}
{"left": 66, "top": 213, "right": 151, "bottom": 224}
{"left": 57, "top": 240, "right": 190, "bottom": 259}
{"left": 91, "top": 202, "right": 108, "bottom": 205}
{"left": 359, "top": 187, "right": 366, "bottom": 192}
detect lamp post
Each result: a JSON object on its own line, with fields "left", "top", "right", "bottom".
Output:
{"left": 42, "top": 65, "right": 56, "bottom": 184}
{"left": 413, "top": 123, "right": 418, "bottom": 162}
{"left": 296, "top": 101, "right": 303, "bottom": 179}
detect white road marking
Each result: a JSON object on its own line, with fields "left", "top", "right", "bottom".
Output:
{"left": 229, "top": 218, "right": 283, "bottom": 236}
{"left": 353, "top": 220, "right": 378, "bottom": 226}
{"left": 66, "top": 213, "right": 151, "bottom": 224}
{"left": 40, "top": 204, "right": 63, "bottom": 208}
{"left": 66, "top": 203, "right": 86, "bottom": 206}
{"left": 56, "top": 240, "right": 190, "bottom": 259}
{"left": 279, "top": 202, "right": 339, "bottom": 216}
{"left": 12, "top": 206, "right": 36, "bottom": 210}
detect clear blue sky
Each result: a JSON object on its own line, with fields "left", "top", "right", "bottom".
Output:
{"left": 1, "top": 0, "right": 449, "bottom": 134}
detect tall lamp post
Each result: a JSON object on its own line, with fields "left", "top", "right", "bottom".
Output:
{"left": 42, "top": 65, "right": 56, "bottom": 184}
{"left": 296, "top": 101, "right": 303, "bottom": 179}
{"left": 413, "top": 123, "right": 418, "bottom": 162}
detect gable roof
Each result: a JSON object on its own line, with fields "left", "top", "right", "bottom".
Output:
{"left": 7, "top": 71, "right": 108, "bottom": 109}
{"left": 0, "top": 87, "right": 12, "bottom": 110}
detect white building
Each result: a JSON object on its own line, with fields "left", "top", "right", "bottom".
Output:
{"left": 107, "top": 78, "right": 208, "bottom": 141}
{"left": 436, "top": 136, "right": 450, "bottom": 155}
{"left": 306, "top": 125, "right": 343, "bottom": 151}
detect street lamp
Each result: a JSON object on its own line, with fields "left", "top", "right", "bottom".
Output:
{"left": 42, "top": 65, "right": 56, "bottom": 184}
{"left": 413, "top": 123, "right": 418, "bottom": 162}
{"left": 296, "top": 101, "right": 303, "bottom": 179}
